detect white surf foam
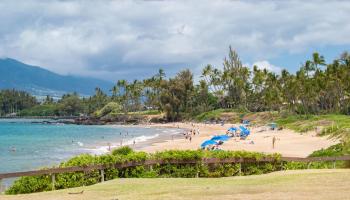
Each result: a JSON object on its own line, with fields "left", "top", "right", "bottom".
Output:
{"left": 88, "top": 133, "right": 160, "bottom": 155}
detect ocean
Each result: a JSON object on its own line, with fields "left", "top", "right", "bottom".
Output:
{"left": 0, "top": 119, "right": 182, "bottom": 176}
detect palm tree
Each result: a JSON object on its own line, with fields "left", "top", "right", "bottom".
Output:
{"left": 156, "top": 68, "right": 166, "bottom": 81}
{"left": 201, "top": 64, "right": 212, "bottom": 85}
{"left": 312, "top": 52, "right": 326, "bottom": 70}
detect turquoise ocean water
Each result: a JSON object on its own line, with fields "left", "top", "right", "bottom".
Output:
{"left": 0, "top": 119, "right": 181, "bottom": 176}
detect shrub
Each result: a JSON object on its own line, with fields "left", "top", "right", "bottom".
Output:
{"left": 112, "top": 146, "right": 134, "bottom": 156}
{"left": 5, "top": 148, "right": 344, "bottom": 195}
{"left": 95, "top": 102, "right": 122, "bottom": 117}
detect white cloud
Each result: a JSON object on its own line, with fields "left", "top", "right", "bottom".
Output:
{"left": 0, "top": 0, "right": 349, "bottom": 80}
{"left": 252, "top": 61, "right": 282, "bottom": 74}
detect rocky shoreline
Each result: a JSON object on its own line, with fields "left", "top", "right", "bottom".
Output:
{"left": 27, "top": 114, "right": 164, "bottom": 126}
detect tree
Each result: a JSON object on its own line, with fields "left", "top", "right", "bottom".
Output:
{"left": 160, "top": 69, "right": 194, "bottom": 121}
{"left": 58, "top": 93, "right": 83, "bottom": 116}
{"left": 43, "top": 95, "right": 54, "bottom": 105}
{"left": 222, "top": 46, "right": 250, "bottom": 109}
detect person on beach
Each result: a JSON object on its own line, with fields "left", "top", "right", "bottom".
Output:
{"left": 107, "top": 142, "right": 111, "bottom": 151}
{"left": 133, "top": 140, "right": 136, "bottom": 146}
{"left": 120, "top": 139, "right": 123, "bottom": 146}
{"left": 272, "top": 136, "right": 276, "bottom": 149}
{"left": 189, "top": 136, "right": 192, "bottom": 143}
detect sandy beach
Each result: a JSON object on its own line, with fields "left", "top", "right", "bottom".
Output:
{"left": 139, "top": 122, "right": 339, "bottom": 158}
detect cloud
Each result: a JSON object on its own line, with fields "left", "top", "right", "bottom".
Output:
{"left": 0, "top": 0, "right": 349, "bottom": 81}
{"left": 252, "top": 61, "right": 282, "bottom": 74}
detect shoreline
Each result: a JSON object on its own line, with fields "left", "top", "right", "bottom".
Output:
{"left": 0, "top": 118, "right": 339, "bottom": 158}
{"left": 0, "top": 121, "right": 339, "bottom": 191}
{"left": 135, "top": 122, "right": 339, "bottom": 158}
{"left": 86, "top": 124, "right": 188, "bottom": 154}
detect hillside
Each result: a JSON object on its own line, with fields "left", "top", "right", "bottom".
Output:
{"left": 0, "top": 58, "right": 113, "bottom": 97}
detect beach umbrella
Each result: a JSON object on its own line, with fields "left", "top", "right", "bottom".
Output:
{"left": 268, "top": 123, "right": 277, "bottom": 129}
{"left": 201, "top": 140, "right": 217, "bottom": 148}
{"left": 211, "top": 135, "right": 222, "bottom": 140}
{"left": 242, "top": 120, "right": 250, "bottom": 124}
{"left": 211, "top": 135, "right": 230, "bottom": 141}
{"left": 239, "top": 126, "right": 250, "bottom": 138}
{"left": 219, "top": 135, "right": 230, "bottom": 141}
{"left": 228, "top": 127, "right": 237, "bottom": 132}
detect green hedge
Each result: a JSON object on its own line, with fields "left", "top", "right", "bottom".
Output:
{"left": 6, "top": 149, "right": 281, "bottom": 194}
{"left": 5, "top": 147, "right": 347, "bottom": 195}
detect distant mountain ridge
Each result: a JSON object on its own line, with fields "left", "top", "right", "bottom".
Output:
{"left": 0, "top": 58, "right": 113, "bottom": 97}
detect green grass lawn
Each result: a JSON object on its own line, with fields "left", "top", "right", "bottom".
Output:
{"left": 195, "top": 109, "right": 244, "bottom": 122}
{"left": 2, "top": 169, "right": 349, "bottom": 200}
{"left": 274, "top": 114, "right": 350, "bottom": 137}
{"left": 195, "top": 109, "right": 350, "bottom": 140}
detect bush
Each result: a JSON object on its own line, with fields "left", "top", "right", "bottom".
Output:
{"left": 308, "top": 143, "right": 348, "bottom": 157}
{"left": 5, "top": 148, "right": 343, "bottom": 195}
{"left": 112, "top": 146, "right": 134, "bottom": 156}
{"left": 19, "top": 104, "right": 59, "bottom": 116}
{"left": 95, "top": 102, "right": 122, "bottom": 117}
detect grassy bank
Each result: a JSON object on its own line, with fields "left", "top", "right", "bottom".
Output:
{"left": 194, "top": 110, "right": 350, "bottom": 139}
{"left": 2, "top": 169, "right": 349, "bottom": 200}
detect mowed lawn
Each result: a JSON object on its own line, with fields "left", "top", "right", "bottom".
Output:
{"left": 1, "top": 169, "right": 350, "bottom": 200}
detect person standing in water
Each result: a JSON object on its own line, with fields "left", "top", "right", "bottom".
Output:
{"left": 107, "top": 142, "right": 111, "bottom": 151}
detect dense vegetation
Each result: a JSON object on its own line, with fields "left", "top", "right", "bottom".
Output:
{"left": 0, "top": 89, "right": 37, "bottom": 116}
{"left": 1, "top": 47, "right": 349, "bottom": 142}
{"left": 6, "top": 146, "right": 349, "bottom": 195}
{"left": 1, "top": 47, "right": 349, "bottom": 120}
{"left": 283, "top": 143, "right": 350, "bottom": 170}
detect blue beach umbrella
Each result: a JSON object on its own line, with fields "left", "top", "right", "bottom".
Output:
{"left": 201, "top": 140, "right": 217, "bottom": 148}
{"left": 211, "top": 135, "right": 230, "bottom": 141}
{"left": 219, "top": 135, "right": 230, "bottom": 141}
{"left": 239, "top": 126, "right": 250, "bottom": 137}
{"left": 228, "top": 127, "right": 237, "bottom": 132}
{"left": 268, "top": 123, "right": 277, "bottom": 129}
{"left": 211, "top": 135, "right": 222, "bottom": 141}
{"left": 242, "top": 120, "right": 250, "bottom": 124}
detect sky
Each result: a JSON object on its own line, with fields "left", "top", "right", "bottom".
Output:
{"left": 0, "top": 0, "right": 350, "bottom": 82}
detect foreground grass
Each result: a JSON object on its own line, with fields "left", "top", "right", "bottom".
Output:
{"left": 2, "top": 169, "right": 350, "bottom": 200}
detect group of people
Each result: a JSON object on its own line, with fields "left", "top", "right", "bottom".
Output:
{"left": 205, "top": 144, "right": 222, "bottom": 151}
{"left": 104, "top": 131, "right": 139, "bottom": 151}
{"left": 183, "top": 124, "right": 200, "bottom": 143}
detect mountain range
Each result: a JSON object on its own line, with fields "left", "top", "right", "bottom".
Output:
{"left": 0, "top": 58, "right": 113, "bottom": 98}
